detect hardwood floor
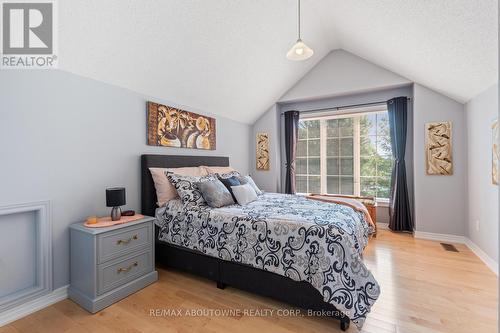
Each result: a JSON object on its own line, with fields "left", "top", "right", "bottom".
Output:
{"left": 1, "top": 230, "right": 497, "bottom": 333}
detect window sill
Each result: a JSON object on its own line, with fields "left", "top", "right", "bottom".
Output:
{"left": 298, "top": 192, "right": 390, "bottom": 207}
{"left": 377, "top": 199, "right": 390, "bottom": 207}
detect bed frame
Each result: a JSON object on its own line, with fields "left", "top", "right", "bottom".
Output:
{"left": 141, "top": 154, "right": 350, "bottom": 331}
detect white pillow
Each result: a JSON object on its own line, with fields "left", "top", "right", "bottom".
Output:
{"left": 238, "top": 175, "right": 262, "bottom": 195}
{"left": 201, "top": 166, "right": 237, "bottom": 175}
{"left": 231, "top": 183, "right": 258, "bottom": 205}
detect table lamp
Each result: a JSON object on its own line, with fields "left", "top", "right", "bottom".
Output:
{"left": 106, "top": 187, "right": 126, "bottom": 221}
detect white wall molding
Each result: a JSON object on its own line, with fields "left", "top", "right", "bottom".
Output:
{"left": 464, "top": 238, "right": 499, "bottom": 276}
{"left": 414, "top": 231, "right": 466, "bottom": 244}
{"left": 0, "top": 201, "right": 52, "bottom": 312}
{"left": 414, "top": 231, "right": 498, "bottom": 276}
{"left": 377, "top": 222, "right": 389, "bottom": 230}
{"left": 0, "top": 285, "right": 68, "bottom": 327}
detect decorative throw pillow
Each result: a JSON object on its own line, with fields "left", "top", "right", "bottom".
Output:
{"left": 231, "top": 183, "right": 258, "bottom": 205}
{"left": 201, "top": 166, "right": 237, "bottom": 175}
{"left": 166, "top": 172, "right": 216, "bottom": 207}
{"left": 238, "top": 175, "right": 262, "bottom": 195}
{"left": 217, "top": 171, "right": 242, "bottom": 179}
{"left": 149, "top": 167, "right": 208, "bottom": 206}
{"left": 196, "top": 179, "right": 235, "bottom": 208}
{"left": 218, "top": 176, "right": 242, "bottom": 201}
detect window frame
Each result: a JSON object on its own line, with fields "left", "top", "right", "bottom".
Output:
{"left": 296, "top": 108, "right": 392, "bottom": 201}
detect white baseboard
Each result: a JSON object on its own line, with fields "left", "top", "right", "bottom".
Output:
{"left": 377, "top": 222, "right": 389, "bottom": 230}
{"left": 0, "top": 285, "right": 68, "bottom": 327}
{"left": 413, "top": 231, "right": 465, "bottom": 244}
{"left": 464, "top": 238, "right": 499, "bottom": 276}
{"left": 413, "top": 231, "right": 498, "bottom": 276}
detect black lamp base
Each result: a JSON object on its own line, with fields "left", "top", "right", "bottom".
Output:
{"left": 110, "top": 206, "right": 122, "bottom": 221}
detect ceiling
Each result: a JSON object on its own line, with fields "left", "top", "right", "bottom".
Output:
{"left": 59, "top": 0, "right": 498, "bottom": 124}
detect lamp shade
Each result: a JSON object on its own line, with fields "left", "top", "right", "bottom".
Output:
{"left": 286, "top": 39, "right": 314, "bottom": 61}
{"left": 106, "top": 187, "right": 126, "bottom": 207}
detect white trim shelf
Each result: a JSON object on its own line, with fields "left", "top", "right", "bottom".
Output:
{"left": 0, "top": 201, "right": 52, "bottom": 313}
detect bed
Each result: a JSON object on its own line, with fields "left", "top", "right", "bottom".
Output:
{"left": 141, "top": 154, "right": 380, "bottom": 331}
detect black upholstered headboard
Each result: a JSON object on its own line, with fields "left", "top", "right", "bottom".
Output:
{"left": 141, "top": 154, "right": 229, "bottom": 217}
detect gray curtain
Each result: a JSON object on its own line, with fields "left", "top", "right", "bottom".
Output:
{"left": 284, "top": 111, "right": 300, "bottom": 194}
{"left": 387, "top": 97, "right": 413, "bottom": 232}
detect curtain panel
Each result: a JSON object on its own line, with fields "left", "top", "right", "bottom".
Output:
{"left": 387, "top": 97, "right": 413, "bottom": 232}
{"left": 284, "top": 111, "right": 300, "bottom": 194}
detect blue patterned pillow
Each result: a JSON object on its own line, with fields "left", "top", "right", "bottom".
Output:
{"left": 165, "top": 172, "right": 216, "bottom": 207}
{"left": 196, "top": 179, "right": 235, "bottom": 208}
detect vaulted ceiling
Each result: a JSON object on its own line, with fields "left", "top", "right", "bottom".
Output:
{"left": 59, "top": 0, "right": 498, "bottom": 124}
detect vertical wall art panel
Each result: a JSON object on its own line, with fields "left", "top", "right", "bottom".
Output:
{"left": 425, "top": 121, "right": 453, "bottom": 175}
{"left": 256, "top": 132, "right": 270, "bottom": 171}
{"left": 147, "top": 102, "right": 216, "bottom": 150}
{"left": 492, "top": 119, "right": 498, "bottom": 185}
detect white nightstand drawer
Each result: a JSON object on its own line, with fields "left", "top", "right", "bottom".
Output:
{"left": 97, "top": 249, "right": 153, "bottom": 295}
{"left": 97, "top": 223, "right": 152, "bottom": 264}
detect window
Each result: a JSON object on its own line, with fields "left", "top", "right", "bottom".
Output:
{"left": 296, "top": 109, "right": 392, "bottom": 199}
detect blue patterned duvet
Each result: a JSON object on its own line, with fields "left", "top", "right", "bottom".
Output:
{"left": 155, "top": 192, "right": 380, "bottom": 328}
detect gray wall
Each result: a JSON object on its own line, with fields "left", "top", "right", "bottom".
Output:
{"left": 465, "top": 84, "right": 498, "bottom": 262}
{"left": 251, "top": 105, "right": 281, "bottom": 192}
{"left": 413, "top": 84, "right": 467, "bottom": 236}
{"left": 0, "top": 70, "right": 251, "bottom": 289}
{"left": 280, "top": 49, "right": 411, "bottom": 103}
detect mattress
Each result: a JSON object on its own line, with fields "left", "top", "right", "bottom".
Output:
{"left": 155, "top": 192, "right": 380, "bottom": 328}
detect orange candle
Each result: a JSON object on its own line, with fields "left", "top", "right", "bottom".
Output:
{"left": 86, "top": 216, "right": 98, "bottom": 224}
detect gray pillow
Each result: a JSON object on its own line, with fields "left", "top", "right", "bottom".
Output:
{"left": 196, "top": 179, "right": 235, "bottom": 208}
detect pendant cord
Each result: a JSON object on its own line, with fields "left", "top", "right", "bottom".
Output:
{"left": 298, "top": 0, "right": 301, "bottom": 40}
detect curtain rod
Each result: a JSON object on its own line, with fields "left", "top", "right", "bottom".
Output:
{"left": 280, "top": 97, "right": 411, "bottom": 115}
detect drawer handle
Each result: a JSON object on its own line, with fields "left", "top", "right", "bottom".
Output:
{"left": 117, "top": 261, "right": 138, "bottom": 273}
{"left": 116, "top": 234, "right": 138, "bottom": 245}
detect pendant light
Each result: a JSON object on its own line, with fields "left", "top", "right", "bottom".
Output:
{"left": 286, "top": 0, "right": 314, "bottom": 61}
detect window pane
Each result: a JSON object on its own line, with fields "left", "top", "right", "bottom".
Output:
{"left": 377, "top": 177, "right": 391, "bottom": 199}
{"left": 308, "top": 158, "right": 320, "bottom": 175}
{"left": 327, "top": 176, "right": 339, "bottom": 194}
{"left": 340, "top": 138, "right": 353, "bottom": 156}
{"left": 377, "top": 113, "right": 389, "bottom": 136}
{"left": 360, "top": 177, "right": 376, "bottom": 197}
{"left": 296, "top": 158, "right": 307, "bottom": 174}
{"left": 340, "top": 158, "right": 353, "bottom": 175}
{"left": 377, "top": 156, "right": 393, "bottom": 177}
{"left": 377, "top": 136, "right": 392, "bottom": 156}
{"left": 297, "top": 140, "right": 307, "bottom": 157}
{"left": 360, "top": 157, "right": 376, "bottom": 177}
{"left": 298, "top": 121, "right": 307, "bottom": 139}
{"left": 360, "top": 136, "right": 376, "bottom": 156}
{"left": 326, "top": 138, "right": 339, "bottom": 156}
{"left": 340, "top": 177, "right": 354, "bottom": 195}
{"left": 296, "top": 176, "right": 307, "bottom": 193}
{"left": 360, "top": 114, "right": 376, "bottom": 136}
{"left": 338, "top": 118, "right": 353, "bottom": 136}
{"left": 326, "top": 119, "right": 339, "bottom": 137}
{"left": 307, "top": 120, "right": 320, "bottom": 138}
{"left": 308, "top": 176, "right": 321, "bottom": 193}
{"left": 327, "top": 157, "right": 339, "bottom": 175}
{"left": 308, "top": 139, "right": 320, "bottom": 156}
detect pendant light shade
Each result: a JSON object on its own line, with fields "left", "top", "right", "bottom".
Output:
{"left": 286, "top": 39, "right": 314, "bottom": 61}
{"left": 286, "top": 0, "right": 313, "bottom": 61}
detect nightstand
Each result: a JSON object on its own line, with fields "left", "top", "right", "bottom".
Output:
{"left": 68, "top": 216, "right": 158, "bottom": 313}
